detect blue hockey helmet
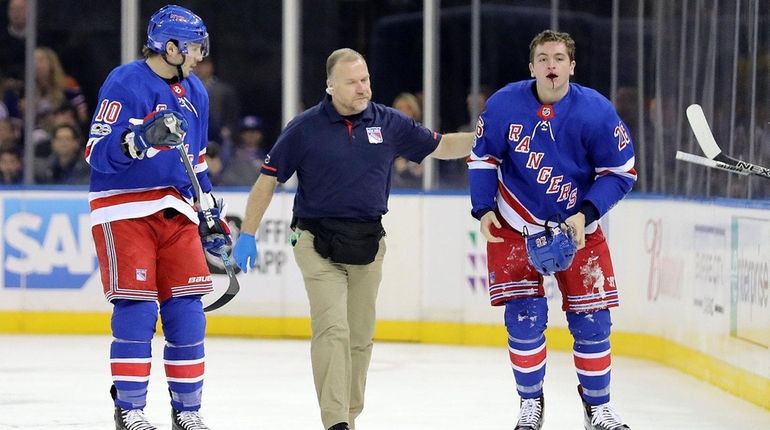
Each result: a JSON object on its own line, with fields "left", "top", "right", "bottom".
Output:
{"left": 146, "top": 5, "right": 209, "bottom": 57}
{"left": 524, "top": 217, "right": 577, "bottom": 276}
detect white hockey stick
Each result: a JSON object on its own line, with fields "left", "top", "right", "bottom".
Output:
{"left": 685, "top": 104, "right": 770, "bottom": 180}
{"left": 675, "top": 151, "right": 749, "bottom": 176}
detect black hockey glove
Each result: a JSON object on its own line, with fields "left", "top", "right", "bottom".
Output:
{"left": 123, "top": 110, "right": 187, "bottom": 159}
{"left": 197, "top": 194, "right": 232, "bottom": 256}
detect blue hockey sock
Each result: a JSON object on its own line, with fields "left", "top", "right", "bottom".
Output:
{"left": 568, "top": 310, "right": 612, "bottom": 405}
{"left": 160, "top": 296, "right": 206, "bottom": 411}
{"left": 505, "top": 297, "right": 548, "bottom": 398}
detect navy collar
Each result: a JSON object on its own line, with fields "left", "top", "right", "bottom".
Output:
{"left": 321, "top": 94, "right": 375, "bottom": 124}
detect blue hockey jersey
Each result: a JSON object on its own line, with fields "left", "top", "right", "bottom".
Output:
{"left": 85, "top": 60, "right": 212, "bottom": 226}
{"left": 468, "top": 80, "right": 636, "bottom": 234}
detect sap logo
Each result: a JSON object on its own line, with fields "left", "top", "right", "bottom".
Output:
{"left": 3, "top": 198, "right": 96, "bottom": 289}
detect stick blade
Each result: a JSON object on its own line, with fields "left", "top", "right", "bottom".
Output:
{"left": 203, "top": 252, "right": 241, "bottom": 313}
{"left": 203, "top": 276, "right": 240, "bottom": 312}
{"left": 686, "top": 104, "right": 722, "bottom": 159}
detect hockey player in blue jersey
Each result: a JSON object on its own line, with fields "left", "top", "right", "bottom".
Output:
{"left": 468, "top": 30, "right": 636, "bottom": 430}
{"left": 85, "top": 5, "right": 229, "bottom": 430}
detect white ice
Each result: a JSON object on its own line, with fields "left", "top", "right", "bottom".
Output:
{"left": 1, "top": 335, "right": 769, "bottom": 429}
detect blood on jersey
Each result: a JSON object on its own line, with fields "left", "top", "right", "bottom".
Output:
{"left": 537, "top": 104, "right": 554, "bottom": 121}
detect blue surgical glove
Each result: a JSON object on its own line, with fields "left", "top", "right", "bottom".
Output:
{"left": 233, "top": 232, "right": 258, "bottom": 273}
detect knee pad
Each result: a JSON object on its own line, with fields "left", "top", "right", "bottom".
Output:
{"left": 160, "top": 296, "right": 206, "bottom": 345}
{"left": 112, "top": 300, "right": 158, "bottom": 341}
{"left": 567, "top": 309, "right": 612, "bottom": 342}
{"left": 504, "top": 297, "right": 548, "bottom": 341}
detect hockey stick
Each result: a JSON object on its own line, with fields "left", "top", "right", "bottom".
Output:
{"left": 169, "top": 118, "right": 240, "bottom": 312}
{"left": 685, "top": 104, "right": 770, "bottom": 180}
{"left": 675, "top": 151, "right": 750, "bottom": 176}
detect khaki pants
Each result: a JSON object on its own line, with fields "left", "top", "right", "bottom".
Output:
{"left": 293, "top": 229, "right": 386, "bottom": 429}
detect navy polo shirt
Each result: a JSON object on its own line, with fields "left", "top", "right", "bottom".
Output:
{"left": 261, "top": 95, "right": 441, "bottom": 220}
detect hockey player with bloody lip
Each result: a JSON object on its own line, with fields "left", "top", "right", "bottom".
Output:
{"left": 468, "top": 30, "right": 636, "bottom": 430}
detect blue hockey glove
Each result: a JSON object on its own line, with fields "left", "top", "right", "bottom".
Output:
{"left": 525, "top": 224, "right": 577, "bottom": 275}
{"left": 124, "top": 110, "right": 187, "bottom": 159}
{"left": 233, "top": 232, "right": 258, "bottom": 273}
{"left": 197, "top": 195, "right": 232, "bottom": 256}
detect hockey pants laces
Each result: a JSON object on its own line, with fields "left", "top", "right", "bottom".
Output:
{"left": 591, "top": 403, "right": 624, "bottom": 427}
{"left": 518, "top": 398, "right": 543, "bottom": 425}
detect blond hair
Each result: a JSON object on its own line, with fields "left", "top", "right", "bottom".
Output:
{"left": 34, "top": 47, "right": 67, "bottom": 109}
{"left": 392, "top": 92, "right": 422, "bottom": 121}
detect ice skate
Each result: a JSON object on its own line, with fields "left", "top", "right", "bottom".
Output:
{"left": 327, "top": 423, "right": 350, "bottom": 430}
{"left": 514, "top": 395, "right": 544, "bottom": 430}
{"left": 111, "top": 386, "right": 157, "bottom": 430}
{"left": 579, "top": 387, "right": 629, "bottom": 430}
{"left": 172, "top": 409, "right": 211, "bottom": 430}
{"left": 114, "top": 407, "right": 158, "bottom": 430}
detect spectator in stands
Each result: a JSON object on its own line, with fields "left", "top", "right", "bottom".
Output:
{"left": 195, "top": 56, "right": 240, "bottom": 150}
{"left": 219, "top": 115, "right": 267, "bottom": 186}
{"left": 204, "top": 141, "right": 225, "bottom": 186}
{"left": 34, "top": 124, "right": 89, "bottom": 184}
{"left": 34, "top": 105, "right": 82, "bottom": 158}
{"left": 0, "top": 0, "right": 27, "bottom": 82}
{"left": 391, "top": 92, "right": 424, "bottom": 188}
{"left": 0, "top": 0, "right": 27, "bottom": 120}
{"left": 51, "top": 104, "right": 80, "bottom": 129}
{"left": 393, "top": 91, "right": 422, "bottom": 122}
{"left": 438, "top": 85, "right": 493, "bottom": 190}
{"left": 457, "top": 85, "right": 491, "bottom": 132}
{"left": 0, "top": 118, "right": 21, "bottom": 150}
{"left": 0, "top": 148, "right": 22, "bottom": 184}
{"left": 30, "top": 47, "right": 89, "bottom": 127}
{"left": 0, "top": 96, "right": 8, "bottom": 121}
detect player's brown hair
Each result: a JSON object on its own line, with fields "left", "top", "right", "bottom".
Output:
{"left": 326, "top": 48, "right": 365, "bottom": 79}
{"left": 141, "top": 45, "right": 155, "bottom": 59}
{"left": 529, "top": 30, "right": 576, "bottom": 63}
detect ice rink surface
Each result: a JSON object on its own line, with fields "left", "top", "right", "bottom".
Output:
{"left": 1, "top": 335, "right": 769, "bottom": 429}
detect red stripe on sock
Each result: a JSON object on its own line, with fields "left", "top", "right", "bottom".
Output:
{"left": 165, "top": 362, "right": 205, "bottom": 378}
{"left": 111, "top": 362, "right": 151, "bottom": 377}
{"left": 509, "top": 346, "right": 547, "bottom": 370}
{"left": 574, "top": 352, "right": 611, "bottom": 372}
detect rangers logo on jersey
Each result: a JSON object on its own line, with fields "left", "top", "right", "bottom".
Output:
{"left": 366, "top": 127, "right": 383, "bottom": 144}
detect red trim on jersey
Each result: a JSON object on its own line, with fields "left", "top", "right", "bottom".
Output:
{"left": 90, "top": 188, "right": 186, "bottom": 211}
{"left": 261, "top": 164, "right": 277, "bottom": 173}
{"left": 497, "top": 181, "right": 539, "bottom": 225}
